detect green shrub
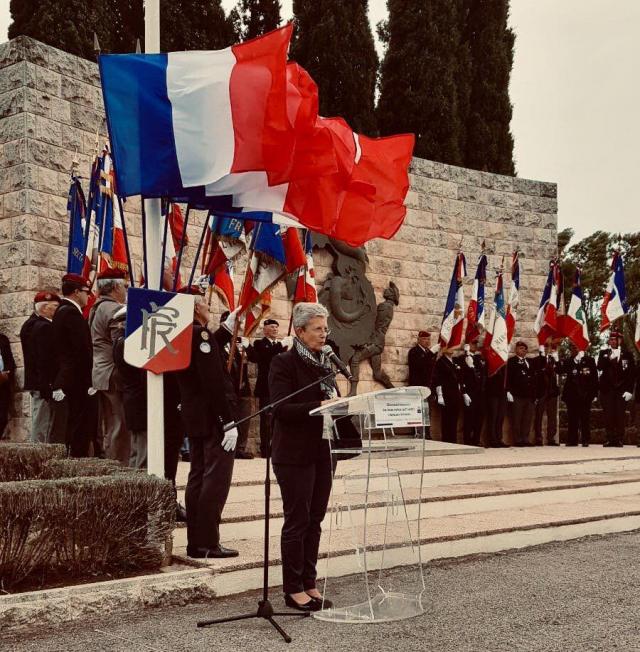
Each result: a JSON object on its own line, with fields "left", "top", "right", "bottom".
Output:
{"left": 0, "top": 443, "right": 66, "bottom": 482}
{"left": 39, "top": 458, "right": 131, "bottom": 479}
{"left": 0, "top": 474, "right": 175, "bottom": 591}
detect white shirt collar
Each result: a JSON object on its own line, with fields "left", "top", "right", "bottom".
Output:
{"left": 66, "top": 298, "right": 83, "bottom": 313}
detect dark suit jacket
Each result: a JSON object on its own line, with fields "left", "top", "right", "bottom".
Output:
{"left": 0, "top": 333, "right": 16, "bottom": 401}
{"left": 175, "top": 324, "right": 233, "bottom": 439}
{"left": 269, "top": 348, "right": 358, "bottom": 466}
{"left": 597, "top": 348, "right": 635, "bottom": 394}
{"left": 532, "top": 353, "right": 560, "bottom": 399}
{"left": 407, "top": 345, "right": 436, "bottom": 387}
{"left": 30, "top": 318, "right": 58, "bottom": 398}
{"left": 247, "top": 337, "right": 287, "bottom": 399}
{"left": 434, "top": 356, "right": 465, "bottom": 405}
{"left": 506, "top": 356, "right": 535, "bottom": 399}
{"left": 19, "top": 313, "right": 40, "bottom": 391}
{"left": 455, "top": 353, "right": 487, "bottom": 399}
{"left": 51, "top": 299, "right": 92, "bottom": 395}
{"left": 559, "top": 355, "right": 598, "bottom": 404}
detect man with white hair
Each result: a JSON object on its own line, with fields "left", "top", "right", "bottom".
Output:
{"left": 19, "top": 291, "right": 61, "bottom": 442}
{"left": 89, "top": 268, "right": 130, "bottom": 463}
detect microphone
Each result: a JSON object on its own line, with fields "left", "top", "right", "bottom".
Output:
{"left": 322, "top": 345, "right": 353, "bottom": 380}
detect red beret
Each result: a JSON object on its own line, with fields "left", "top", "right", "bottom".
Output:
{"left": 515, "top": 340, "right": 528, "bottom": 348}
{"left": 609, "top": 331, "right": 623, "bottom": 339}
{"left": 418, "top": 331, "right": 430, "bottom": 338}
{"left": 61, "top": 273, "right": 91, "bottom": 290}
{"left": 178, "top": 285, "right": 205, "bottom": 296}
{"left": 97, "top": 267, "right": 127, "bottom": 280}
{"left": 34, "top": 291, "right": 61, "bottom": 303}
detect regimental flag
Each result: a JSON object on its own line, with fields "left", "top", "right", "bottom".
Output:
{"left": 97, "top": 150, "right": 128, "bottom": 274}
{"left": 439, "top": 252, "right": 467, "bottom": 350}
{"left": 282, "top": 226, "right": 306, "bottom": 273}
{"left": 66, "top": 176, "right": 88, "bottom": 275}
{"left": 82, "top": 154, "right": 104, "bottom": 281}
{"left": 601, "top": 250, "right": 629, "bottom": 331}
{"left": 558, "top": 268, "right": 590, "bottom": 351}
{"left": 534, "top": 260, "right": 561, "bottom": 345}
{"left": 294, "top": 231, "right": 317, "bottom": 303}
{"left": 238, "top": 223, "right": 287, "bottom": 336}
{"left": 465, "top": 252, "right": 488, "bottom": 344}
{"left": 99, "top": 25, "right": 294, "bottom": 198}
{"left": 484, "top": 270, "right": 509, "bottom": 376}
{"left": 161, "top": 202, "right": 188, "bottom": 290}
{"left": 205, "top": 215, "right": 247, "bottom": 278}
{"left": 212, "top": 260, "right": 235, "bottom": 311}
{"left": 506, "top": 251, "right": 520, "bottom": 343}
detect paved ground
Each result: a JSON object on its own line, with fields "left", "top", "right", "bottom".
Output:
{"left": 4, "top": 530, "right": 640, "bottom": 652}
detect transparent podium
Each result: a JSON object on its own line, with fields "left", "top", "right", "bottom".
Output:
{"left": 309, "top": 386, "right": 431, "bottom": 624}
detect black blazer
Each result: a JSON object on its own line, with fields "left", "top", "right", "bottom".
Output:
{"left": 532, "top": 353, "right": 559, "bottom": 399}
{"left": 407, "top": 345, "right": 435, "bottom": 387}
{"left": 175, "top": 324, "right": 233, "bottom": 439}
{"left": 455, "top": 353, "right": 487, "bottom": 399}
{"left": 434, "top": 356, "right": 465, "bottom": 405}
{"left": 559, "top": 355, "right": 598, "bottom": 404}
{"left": 269, "top": 348, "right": 358, "bottom": 466}
{"left": 30, "top": 318, "right": 58, "bottom": 398}
{"left": 19, "top": 313, "right": 40, "bottom": 391}
{"left": 597, "top": 349, "right": 635, "bottom": 395}
{"left": 506, "top": 356, "right": 535, "bottom": 399}
{"left": 247, "top": 337, "right": 287, "bottom": 399}
{"left": 51, "top": 299, "right": 93, "bottom": 395}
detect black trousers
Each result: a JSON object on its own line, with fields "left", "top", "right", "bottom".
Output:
{"left": 510, "top": 397, "right": 534, "bottom": 445}
{"left": 486, "top": 395, "right": 506, "bottom": 446}
{"left": 600, "top": 392, "right": 626, "bottom": 445}
{"left": 273, "top": 454, "right": 333, "bottom": 595}
{"left": 258, "top": 397, "right": 272, "bottom": 457}
{"left": 62, "top": 392, "right": 97, "bottom": 457}
{"left": 534, "top": 395, "right": 558, "bottom": 444}
{"left": 463, "top": 395, "right": 484, "bottom": 446}
{"left": 164, "top": 425, "right": 184, "bottom": 485}
{"left": 185, "top": 436, "right": 235, "bottom": 549}
{"left": 440, "top": 399, "right": 460, "bottom": 443}
{"left": 565, "top": 399, "right": 592, "bottom": 445}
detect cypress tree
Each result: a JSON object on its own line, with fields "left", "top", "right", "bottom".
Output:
{"left": 291, "top": 0, "right": 378, "bottom": 135}
{"left": 463, "top": 0, "right": 516, "bottom": 175}
{"left": 377, "top": 0, "right": 468, "bottom": 165}
{"left": 232, "top": 0, "right": 282, "bottom": 41}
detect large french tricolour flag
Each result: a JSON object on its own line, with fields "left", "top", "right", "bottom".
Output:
{"left": 534, "top": 260, "right": 560, "bottom": 345}
{"left": 99, "top": 25, "right": 292, "bottom": 198}
{"left": 558, "top": 268, "right": 589, "bottom": 351}
{"left": 506, "top": 251, "right": 520, "bottom": 343}
{"left": 484, "top": 271, "right": 509, "bottom": 376}
{"left": 600, "top": 251, "right": 628, "bottom": 331}
{"left": 465, "top": 252, "right": 487, "bottom": 343}
{"left": 439, "top": 252, "right": 467, "bottom": 349}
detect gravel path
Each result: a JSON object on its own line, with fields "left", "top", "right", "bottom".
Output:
{"left": 4, "top": 531, "right": 640, "bottom": 652}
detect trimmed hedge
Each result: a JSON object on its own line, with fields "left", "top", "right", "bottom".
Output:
{"left": 0, "top": 474, "right": 175, "bottom": 590}
{"left": 0, "top": 443, "right": 66, "bottom": 482}
{"left": 40, "top": 458, "right": 130, "bottom": 479}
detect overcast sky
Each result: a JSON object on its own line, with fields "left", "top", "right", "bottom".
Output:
{"left": 1, "top": 0, "right": 638, "bottom": 245}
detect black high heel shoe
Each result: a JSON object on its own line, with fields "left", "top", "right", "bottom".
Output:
{"left": 284, "top": 594, "right": 321, "bottom": 612}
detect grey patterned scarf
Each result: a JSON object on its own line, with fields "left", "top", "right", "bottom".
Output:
{"left": 293, "top": 337, "right": 337, "bottom": 399}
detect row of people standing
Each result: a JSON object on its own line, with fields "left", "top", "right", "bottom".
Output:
{"left": 407, "top": 329, "right": 637, "bottom": 447}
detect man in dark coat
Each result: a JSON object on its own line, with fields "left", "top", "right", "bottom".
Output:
{"left": 175, "top": 288, "right": 239, "bottom": 558}
{"left": 408, "top": 331, "right": 436, "bottom": 387}
{"left": 246, "top": 318, "right": 289, "bottom": 457}
{"left": 456, "top": 340, "right": 486, "bottom": 446}
{"left": 597, "top": 331, "right": 635, "bottom": 446}
{"left": 434, "top": 348, "right": 469, "bottom": 444}
{"left": 0, "top": 331, "right": 16, "bottom": 439}
{"left": 532, "top": 343, "right": 560, "bottom": 445}
{"left": 19, "top": 291, "right": 61, "bottom": 442}
{"left": 506, "top": 341, "right": 536, "bottom": 446}
{"left": 485, "top": 365, "right": 508, "bottom": 447}
{"left": 558, "top": 342, "right": 598, "bottom": 446}
{"left": 51, "top": 273, "right": 95, "bottom": 457}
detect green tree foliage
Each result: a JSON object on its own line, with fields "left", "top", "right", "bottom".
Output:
{"left": 377, "top": 0, "right": 468, "bottom": 165}
{"left": 232, "top": 0, "right": 282, "bottom": 41}
{"left": 463, "top": 0, "right": 516, "bottom": 175}
{"left": 9, "top": 0, "right": 238, "bottom": 57}
{"left": 291, "top": 0, "right": 378, "bottom": 135}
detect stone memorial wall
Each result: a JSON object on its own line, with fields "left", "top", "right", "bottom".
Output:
{"left": 0, "top": 37, "right": 557, "bottom": 440}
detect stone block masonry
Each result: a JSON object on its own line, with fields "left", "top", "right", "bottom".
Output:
{"left": 0, "top": 37, "right": 557, "bottom": 440}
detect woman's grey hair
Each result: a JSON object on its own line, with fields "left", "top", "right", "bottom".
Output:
{"left": 292, "top": 302, "right": 328, "bottom": 330}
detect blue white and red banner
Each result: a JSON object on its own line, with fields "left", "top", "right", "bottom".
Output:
{"left": 558, "top": 268, "right": 589, "bottom": 351}
{"left": 506, "top": 251, "right": 520, "bottom": 344}
{"left": 534, "top": 260, "right": 561, "bottom": 345}
{"left": 600, "top": 250, "right": 628, "bottom": 331}
{"left": 465, "top": 252, "right": 487, "bottom": 344}
{"left": 124, "top": 288, "right": 194, "bottom": 374}
{"left": 439, "top": 252, "right": 467, "bottom": 349}
{"left": 294, "top": 231, "right": 317, "bottom": 303}
{"left": 484, "top": 270, "right": 509, "bottom": 376}
{"left": 66, "top": 176, "right": 88, "bottom": 275}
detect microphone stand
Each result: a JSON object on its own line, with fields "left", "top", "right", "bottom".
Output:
{"left": 197, "top": 370, "right": 338, "bottom": 643}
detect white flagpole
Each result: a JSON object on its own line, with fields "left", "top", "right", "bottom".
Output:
{"left": 144, "top": 0, "right": 165, "bottom": 479}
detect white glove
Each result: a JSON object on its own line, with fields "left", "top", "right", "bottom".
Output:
{"left": 87, "top": 387, "right": 97, "bottom": 396}
{"left": 465, "top": 355, "right": 474, "bottom": 368}
{"left": 52, "top": 389, "right": 65, "bottom": 402}
{"left": 463, "top": 393, "right": 472, "bottom": 407}
{"left": 222, "top": 308, "right": 242, "bottom": 333}
{"left": 611, "top": 349, "right": 621, "bottom": 360}
{"left": 430, "top": 342, "right": 441, "bottom": 354}
{"left": 551, "top": 351, "right": 559, "bottom": 362}
{"left": 623, "top": 392, "right": 633, "bottom": 402}
{"left": 575, "top": 351, "right": 584, "bottom": 362}
{"left": 436, "top": 386, "right": 445, "bottom": 407}
{"left": 221, "top": 425, "right": 239, "bottom": 452}
{"left": 281, "top": 335, "right": 294, "bottom": 349}
{"left": 240, "top": 337, "right": 250, "bottom": 348}
{"left": 507, "top": 391, "right": 514, "bottom": 403}
{"left": 463, "top": 344, "right": 471, "bottom": 353}
{"left": 539, "top": 345, "right": 545, "bottom": 354}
